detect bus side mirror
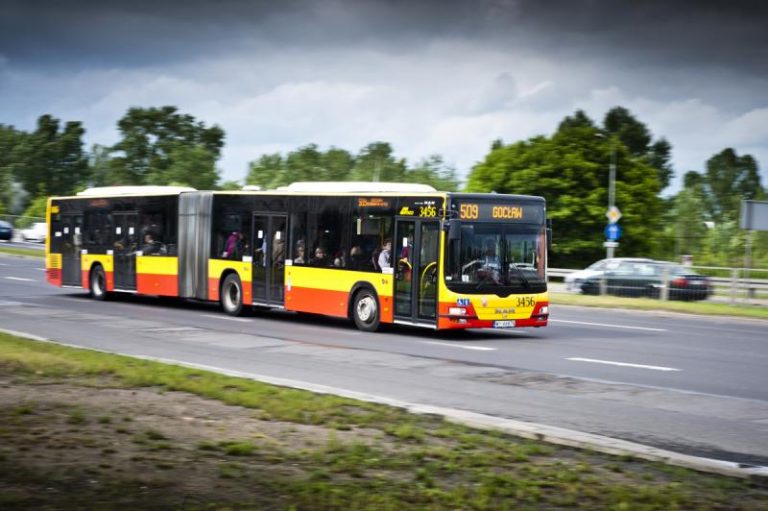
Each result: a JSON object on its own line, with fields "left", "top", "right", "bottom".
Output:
{"left": 546, "top": 219, "right": 553, "bottom": 252}
{"left": 448, "top": 221, "right": 461, "bottom": 241}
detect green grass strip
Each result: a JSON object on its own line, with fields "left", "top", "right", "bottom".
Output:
{"left": 1, "top": 331, "right": 766, "bottom": 510}
{"left": 550, "top": 291, "right": 768, "bottom": 320}
{"left": 0, "top": 246, "right": 45, "bottom": 258}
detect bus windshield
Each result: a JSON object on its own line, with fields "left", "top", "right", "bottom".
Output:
{"left": 445, "top": 222, "right": 547, "bottom": 294}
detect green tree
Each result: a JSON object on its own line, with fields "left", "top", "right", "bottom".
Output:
{"left": 350, "top": 142, "right": 408, "bottom": 182}
{"left": 8, "top": 115, "right": 89, "bottom": 202}
{"left": 703, "top": 148, "right": 763, "bottom": 223}
{"left": 0, "top": 125, "right": 23, "bottom": 213}
{"left": 671, "top": 187, "right": 708, "bottom": 257}
{"left": 150, "top": 145, "right": 219, "bottom": 189}
{"left": 246, "top": 153, "right": 285, "bottom": 189}
{"left": 467, "top": 110, "right": 662, "bottom": 267}
{"left": 109, "top": 106, "right": 224, "bottom": 186}
{"left": 406, "top": 155, "right": 460, "bottom": 191}
{"left": 603, "top": 107, "right": 673, "bottom": 190}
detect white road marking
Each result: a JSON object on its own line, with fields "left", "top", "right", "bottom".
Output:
{"left": 0, "top": 262, "right": 9, "bottom": 266}
{"left": 567, "top": 357, "right": 681, "bottom": 372}
{"left": 421, "top": 340, "right": 497, "bottom": 351}
{"left": 550, "top": 319, "right": 667, "bottom": 332}
{"left": 5, "top": 276, "right": 34, "bottom": 282}
{"left": 200, "top": 313, "right": 252, "bottom": 323}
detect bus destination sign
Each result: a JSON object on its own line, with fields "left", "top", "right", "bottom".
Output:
{"left": 455, "top": 202, "right": 542, "bottom": 223}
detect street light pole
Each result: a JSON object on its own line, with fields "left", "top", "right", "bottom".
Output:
{"left": 607, "top": 143, "right": 616, "bottom": 259}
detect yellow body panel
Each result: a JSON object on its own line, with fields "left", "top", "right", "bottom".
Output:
{"left": 81, "top": 254, "right": 114, "bottom": 272}
{"left": 209, "top": 258, "right": 252, "bottom": 282}
{"left": 137, "top": 256, "right": 178, "bottom": 275}
{"left": 47, "top": 253, "right": 62, "bottom": 270}
{"left": 286, "top": 265, "right": 393, "bottom": 297}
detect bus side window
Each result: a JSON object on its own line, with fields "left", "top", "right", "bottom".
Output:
{"left": 290, "top": 212, "right": 307, "bottom": 265}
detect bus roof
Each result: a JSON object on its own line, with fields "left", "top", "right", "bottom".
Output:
{"left": 75, "top": 186, "right": 196, "bottom": 197}
{"left": 275, "top": 182, "right": 437, "bottom": 193}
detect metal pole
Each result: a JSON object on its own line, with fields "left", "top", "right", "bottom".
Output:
{"left": 606, "top": 143, "right": 616, "bottom": 259}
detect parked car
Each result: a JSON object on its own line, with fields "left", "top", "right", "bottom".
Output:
{"left": 564, "top": 257, "right": 653, "bottom": 293}
{"left": 0, "top": 220, "right": 13, "bottom": 241}
{"left": 580, "top": 260, "right": 713, "bottom": 301}
{"left": 21, "top": 222, "right": 47, "bottom": 243}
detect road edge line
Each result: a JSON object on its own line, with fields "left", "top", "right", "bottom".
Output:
{"left": 2, "top": 327, "right": 766, "bottom": 481}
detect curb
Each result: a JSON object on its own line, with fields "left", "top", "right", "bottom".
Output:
{"left": 2, "top": 327, "right": 767, "bottom": 481}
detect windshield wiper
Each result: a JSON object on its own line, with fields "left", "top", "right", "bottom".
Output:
{"left": 509, "top": 262, "right": 530, "bottom": 289}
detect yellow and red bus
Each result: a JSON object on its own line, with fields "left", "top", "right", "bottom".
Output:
{"left": 46, "top": 183, "right": 549, "bottom": 331}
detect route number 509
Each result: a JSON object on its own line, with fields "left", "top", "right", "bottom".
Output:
{"left": 459, "top": 204, "right": 479, "bottom": 219}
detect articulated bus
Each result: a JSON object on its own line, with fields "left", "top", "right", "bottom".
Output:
{"left": 45, "top": 183, "right": 549, "bottom": 331}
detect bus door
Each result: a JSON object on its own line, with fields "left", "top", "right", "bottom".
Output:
{"left": 60, "top": 214, "right": 83, "bottom": 286}
{"left": 393, "top": 219, "right": 440, "bottom": 323}
{"left": 251, "top": 214, "right": 287, "bottom": 306}
{"left": 112, "top": 212, "right": 138, "bottom": 291}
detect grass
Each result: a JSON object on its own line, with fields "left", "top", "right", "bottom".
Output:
{"left": 0, "top": 246, "right": 44, "bottom": 258}
{"left": 0, "top": 331, "right": 767, "bottom": 510}
{"left": 550, "top": 290, "right": 768, "bottom": 320}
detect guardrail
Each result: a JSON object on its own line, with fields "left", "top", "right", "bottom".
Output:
{"left": 549, "top": 266, "right": 768, "bottom": 305}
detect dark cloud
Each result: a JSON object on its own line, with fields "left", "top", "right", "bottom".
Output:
{"left": 3, "top": 0, "right": 766, "bottom": 73}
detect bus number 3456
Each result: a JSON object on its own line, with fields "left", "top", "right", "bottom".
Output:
{"left": 517, "top": 296, "right": 535, "bottom": 307}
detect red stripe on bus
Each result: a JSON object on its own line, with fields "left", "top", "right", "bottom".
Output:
{"left": 47, "top": 268, "right": 62, "bottom": 287}
{"left": 285, "top": 286, "right": 349, "bottom": 318}
{"left": 208, "top": 278, "right": 220, "bottom": 302}
{"left": 285, "top": 286, "right": 394, "bottom": 322}
{"left": 137, "top": 273, "right": 178, "bottom": 297}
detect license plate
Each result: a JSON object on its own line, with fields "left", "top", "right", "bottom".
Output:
{"left": 494, "top": 320, "right": 516, "bottom": 328}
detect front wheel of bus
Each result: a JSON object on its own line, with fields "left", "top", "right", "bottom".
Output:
{"left": 221, "top": 273, "right": 246, "bottom": 316}
{"left": 352, "top": 289, "right": 380, "bottom": 332}
{"left": 90, "top": 265, "right": 109, "bottom": 301}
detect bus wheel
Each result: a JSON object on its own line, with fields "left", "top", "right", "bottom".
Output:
{"left": 221, "top": 273, "right": 245, "bottom": 316}
{"left": 90, "top": 265, "right": 109, "bottom": 301}
{"left": 352, "top": 289, "right": 380, "bottom": 332}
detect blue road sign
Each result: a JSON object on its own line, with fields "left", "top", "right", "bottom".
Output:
{"left": 605, "top": 223, "right": 622, "bottom": 241}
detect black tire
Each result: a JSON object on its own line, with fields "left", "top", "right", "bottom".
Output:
{"left": 89, "top": 265, "right": 109, "bottom": 301}
{"left": 221, "top": 273, "right": 246, "bottom": 316}
{"left": 352, "top": 288, "right": 381, "bottom": 332}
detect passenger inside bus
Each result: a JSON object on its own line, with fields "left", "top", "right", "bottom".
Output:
{"left": 349, "top": 245, "right": 367, "bottom": 270}
{"left": 377, "top": 239, "right": 392, "bottom": 270}
{"left": 310, "top": 246, "right": 330, "bottom": 266}
{"left": 223, "top": 231, "right": 244, "bottom": 259}
{"left": 141, "top": 233, "right": 165, "bottom": 255}
{"left": 294, "top": 241, "right": 306, "bottom": 264}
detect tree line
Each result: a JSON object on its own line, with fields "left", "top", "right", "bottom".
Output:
{"left": 0, "top": 105, "right": 764, "bottom": 267}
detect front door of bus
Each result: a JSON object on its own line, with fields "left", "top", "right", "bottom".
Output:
{"left": 60, "top": 214, "right": 83, "bottom": 286}
{"left": 393, "top": 220, "right": 439, "bottom": 323}
{"left": 251, "top": 214, "right": 287, "bottom": 306}
{"left": 113, "top": 212, "right": 138, "bottom": 291}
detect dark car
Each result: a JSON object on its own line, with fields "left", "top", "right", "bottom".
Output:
{"left": 0, "top": 220, "right": 13, "bottom": 241}
{"left": 580, "top": 260, "right": 712, "bottom": 301}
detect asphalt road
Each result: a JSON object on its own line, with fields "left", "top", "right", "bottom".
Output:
{"left": 2, "top": 254, "right": 767, "bottom": 466}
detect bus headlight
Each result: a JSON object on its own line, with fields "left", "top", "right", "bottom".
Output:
{"left": 539, "top": 306, "right": 549, "bottom": 315}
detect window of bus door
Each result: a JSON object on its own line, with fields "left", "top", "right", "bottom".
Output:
{"left": 417, "top": 222, "right": 439, "bottom": 320}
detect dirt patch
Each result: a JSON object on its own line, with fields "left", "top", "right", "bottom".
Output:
{"left": 0, "top": 379, "right": 383, "bottom": 510}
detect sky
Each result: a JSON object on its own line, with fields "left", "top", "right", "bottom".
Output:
{"left": 1, "top": 0, "right": 767, "bottom": 193}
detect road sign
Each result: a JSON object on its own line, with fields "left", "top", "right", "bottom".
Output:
{"left": 606, "top": 206, "right": 622, "bottom": 224}
{"left": 603, "top": 241, "right": 619, "bottom": 248}
{"left": 604, "top": 223, "right": 622, "bottom": 241}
